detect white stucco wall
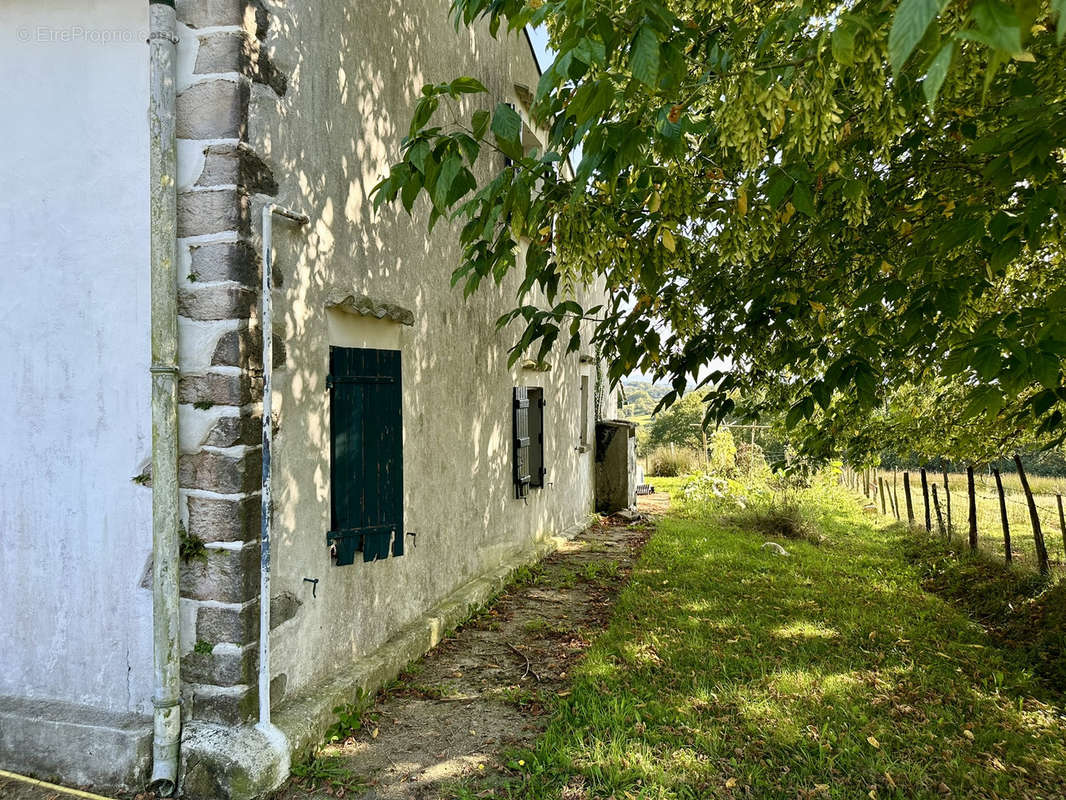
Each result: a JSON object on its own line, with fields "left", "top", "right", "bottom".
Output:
{"left": 0, "top": 0, "right": 154, "bottom": 715}
{"left": 250, "top": 0, "right": 612, "bottom": 701}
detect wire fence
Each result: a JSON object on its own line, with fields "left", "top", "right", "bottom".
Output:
{"left": 842, "top": 463, "right": 1066, "bottom": 579}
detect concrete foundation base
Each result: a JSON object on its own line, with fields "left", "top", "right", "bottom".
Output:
{"left": 179, "top": 524, "right": 580, "bottom": 799}
{"left": 0, "top": 696, "right": 152, "bottom": 792}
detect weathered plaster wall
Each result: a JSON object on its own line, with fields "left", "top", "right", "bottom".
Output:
{"left": 0, "top": 0, "right": 154, "bottom": 716}
{"left": 249, "top": 0, "right": 608, "bottom": 701}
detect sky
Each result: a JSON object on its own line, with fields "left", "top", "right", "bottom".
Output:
{"left": 527, "top": 24, "right": 552, "bottom": 68}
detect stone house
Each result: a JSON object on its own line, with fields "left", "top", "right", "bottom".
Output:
{"left": 0, "top": 1, "right": 631, "bottom": 797}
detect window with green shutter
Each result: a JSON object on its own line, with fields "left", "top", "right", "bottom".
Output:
{"left": 327, "top": 346, "right": 404, "bottom": 566}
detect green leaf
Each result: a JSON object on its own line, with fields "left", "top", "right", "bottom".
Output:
{"left": 1030, "top": 351, "right": 1061, "bottom": 389}
{"left": 400, "top": 173, "right": 421, "bottom": 213}
{"left": 970, "top": 0, "right": 1023, "bottom": 54}
{"left": 765, "top": 169, "right": 792, "bottom": 208}
{"left": 630, "top": 25, "right": 661, "bottom": 88}
{"left": 409, "top": 95, "right": 439, "bottom": 137}
{"left": 1031, "top": 389, "right": 1058, "bottom": 416}
{"left": 811, "top": 380, "right": 832, "bottom": 410}
{"left": 792, "top": 182, "right": 815, "bottom": 217}
{"left": 456, "top": 134, "right": 480, "bottom": 165}
{"left": 472, "top": 109, "right": 491, "bottom": 139}
{"left": 432, "top": 155, "right": 462, "bottom": 211}
{"left": 990, "top": 238, "right": 1021, "bottom": 273}
{"left": 854, "top": 363, "right": 877, "bottom": 405}
{"left": 448, "top": 76, "right": 487, "bottom": 95}
{"left": 973, "top": 347, "right": 1001, "bottom": 380}
{"left": 406, "top": 140, "right": 431, "bottom": 175}
{"left": 491, "top": 102, "right": 524, "bottom": 160}
{"left": 922, "top": 42, "right": 954, "bottom": 109}
{"left": 962, "top": 387, "right": 999, "bottom": 419}
{"left": 889, "top": 0, "right": 941, "bottom": 75}
{"left": 831, "top": 16, "right": 859, "bottom": 67}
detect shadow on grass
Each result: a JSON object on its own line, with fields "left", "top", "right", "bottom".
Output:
{"left": 451, "top": 487, "right": 1066, "bottom": 800}
{"left": 901, "top": 528, "right": 1066, "bottom": 691}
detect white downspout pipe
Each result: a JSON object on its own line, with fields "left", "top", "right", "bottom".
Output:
{"left": 148, "top": 0, "right": 181, "bottom": 794}
{"left": 258, "top": 204, "right": 308, "bottom": 730}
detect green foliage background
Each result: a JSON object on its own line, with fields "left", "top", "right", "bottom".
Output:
{"left": 375, "top": 0, "right": 1066, "bottom": 467}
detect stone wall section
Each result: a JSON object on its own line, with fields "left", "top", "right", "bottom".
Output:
{"left": 172, "top": 0, "right": 290, "bottom": 728}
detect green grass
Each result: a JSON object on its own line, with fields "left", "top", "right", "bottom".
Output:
{"left": 457, "top": 485, "right": 1066, "bottom": 799}
{"left": 644, "top": 475, "right": 687, "bottom": 495}
{"left": 904, "top": 534, "right": 1066, "bottom": 688}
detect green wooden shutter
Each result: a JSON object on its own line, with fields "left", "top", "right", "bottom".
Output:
{"left": 513, "top": 387, "right": 531, "bottom": 498}
{"left": 529, "top": 387, "right": 545, "bottom": 489}
{"left": 327, "top": 347, "right": 404, "bottom": 565}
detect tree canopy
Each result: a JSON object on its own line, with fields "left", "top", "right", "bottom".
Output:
{"left": 645, "top": 391, "right": 708, "bottom": 451}
{"left": 374, "top": 0, "right": 1066, "bottom": 464}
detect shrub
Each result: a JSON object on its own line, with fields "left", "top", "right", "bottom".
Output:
{"left": 677, "top": 470, "right": 841, "bottom": 545}
{"left": 708, "top": 428, "right": 738, "bottom": 476}
{"left": 735, "top": 441, "right": 769, "bottom": 477}
{"left": 677, "top": 472, "right": 767, "bottom": 515}
{"left": 726, "top": 492, "right": 824, "bottom": 545}
{"left": 649, "top": 447, "right": 698, "bottom": 477}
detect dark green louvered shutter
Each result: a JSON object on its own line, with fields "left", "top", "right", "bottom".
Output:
{"left": 529, "top": 388, "right": 545, "bottom": 489}
{"left": 513, "top": 387, "right": 531, "bottom": 498}
{"left": 327, "top": 347, "right": 404, "bottom": 565}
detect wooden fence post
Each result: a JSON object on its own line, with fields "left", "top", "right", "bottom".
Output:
{"left": 920, "top": 468, "right": 931, "bottom": 532}
{"left": 892, "top": 472, "right": 901, "bottom": 520}
{"left": 932, "top": 485, "right": 946, "bottom": 536}
{"left": 904, "top": 472, "right": 914, "bottom": 525}
{"left": 967, "top": 465, "right": 978, "bottom": 552}
{"left": 942, "top": 467, "right": 952, "bottom": 535}
{"left": 878, "top": 477, "right": 887, "bottom": 515}
{"left": 1057, "top": 495, "right": 1066, "bottom": 564}
{"left": 1014, "top": 455, "right": 1050, "bottom": 577}
{"left": 993, "top": 468, "right": 1012, "bottom": 564}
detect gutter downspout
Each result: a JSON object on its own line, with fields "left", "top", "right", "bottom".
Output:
{"left": 258, "top": 205, "right": 308, "bottom": 731}
{"left": 148, "top": 1, "right": 181, "bottom": 795}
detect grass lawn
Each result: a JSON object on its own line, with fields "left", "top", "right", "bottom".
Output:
{"left": 456, "top": 486, "right": 1066, "bottom": 799}
{"left": 644, "top": 476, "right": 687, "bottom": 495}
